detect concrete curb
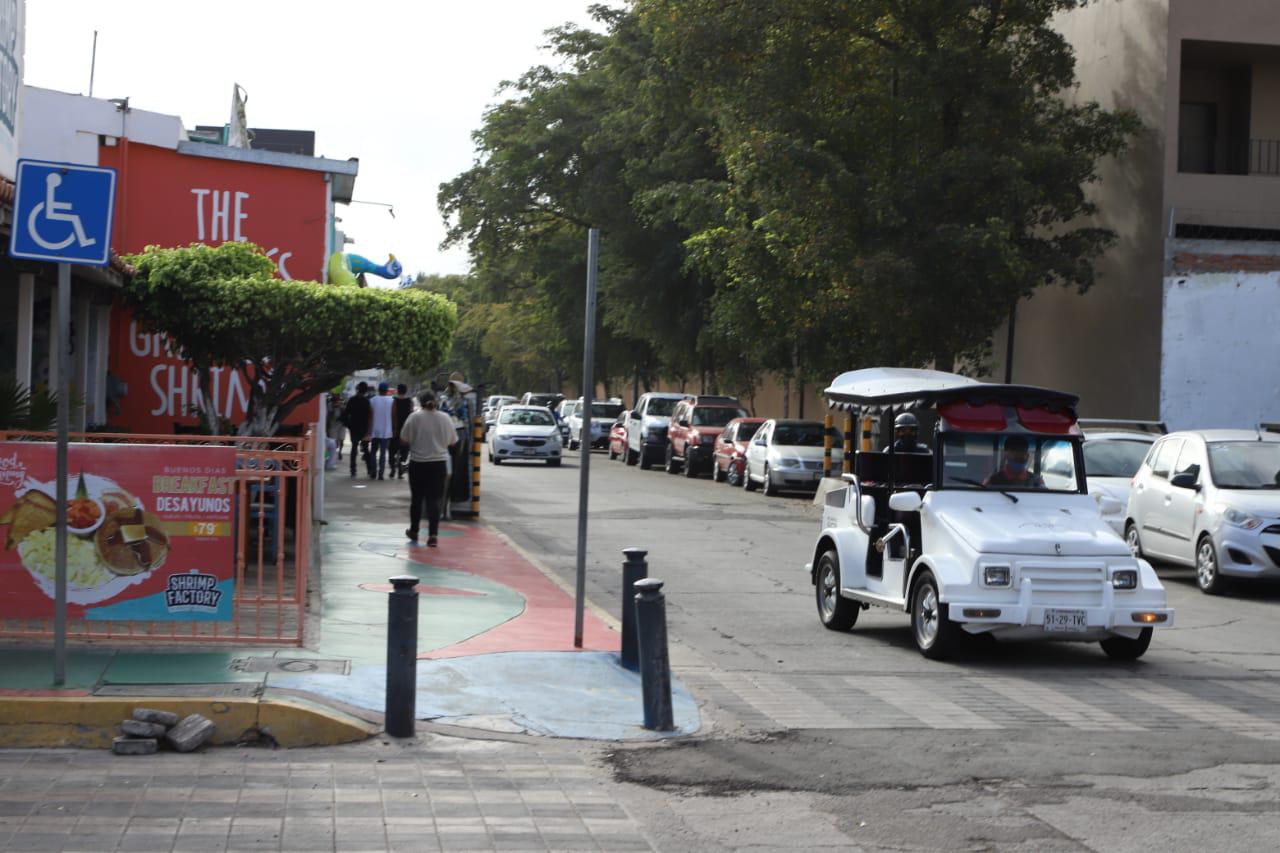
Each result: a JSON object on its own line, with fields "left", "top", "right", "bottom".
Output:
{"left": 0, "top": 694, "right": 378, "bottom": 749}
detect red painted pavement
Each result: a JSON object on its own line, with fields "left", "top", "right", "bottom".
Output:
{"left": 398, "top": 523, "right": 618, "bottom": 660}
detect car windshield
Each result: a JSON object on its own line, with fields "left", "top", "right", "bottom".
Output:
{"left": 1207, "top": 441, "right": 1280, "bottom": 489}
{"left": 645, "top": 398, "right": 678, "bottom": 417}
{"left": 736, "top": 422, "right": 760, "bottom": 441}
{"left": 591, "top": 403, "right": 624, "bottom": 419}
{"left": 1083, "top": 438, "right": 1153, "bottom": 478}
{"left": 772, "top": 423, "right": 824, "bottom": 447}
{"left": 526, "top": 395, "right": 558, "bottom": 408}
{"left": 941, "top": 432, "right": 1082, "bottom": 492}
{"left": 500, "top": 409, "right": 554, "bottom": 427}
{"left": 693, "top": 407, "right": 748, "bottom": 427}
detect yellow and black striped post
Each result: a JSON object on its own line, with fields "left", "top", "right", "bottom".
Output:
{"left": 861, "top": 415, "right": 874, "bottom": 451}
{"left": 471, "top": 416, "right": 483, "bottom": 516}
{"left": 842, "top": 413, "right": 854, "bottom": 475}
{"left": 822, "top": 413, "right": 834, "bottom": 478}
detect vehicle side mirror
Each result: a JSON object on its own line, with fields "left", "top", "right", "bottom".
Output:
{"left": 1170, "top": 471, "right": 1199, "bottom": 490}
{"left": 629, "top": 410, "right": 639, "bottom": 420}
{"left": 888, "top": 491, "right": 923, "bottom": 513}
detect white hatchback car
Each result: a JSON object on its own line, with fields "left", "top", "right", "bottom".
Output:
{"left": 488, "top": 405, "right": 563, "bottom": 466}
{"left": 1126, "top": 429, "right": 1280, "bottom": 594}
{"left": 743, "top": 419, "right": 826, "bottom": 495}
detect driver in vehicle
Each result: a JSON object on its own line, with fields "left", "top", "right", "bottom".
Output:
{"left": 885, "top": 413, "right": 931, "bottom": 454}
{"left": 984, "top": 435, "right": 1045, "bottom": 488}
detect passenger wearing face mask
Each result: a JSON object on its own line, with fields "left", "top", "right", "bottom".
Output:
{"left": 984, "top": 435, "right": 1045, "bottom": 488}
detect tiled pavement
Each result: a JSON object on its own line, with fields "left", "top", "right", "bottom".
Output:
{"left": 684, "top": 669, "right": 1280, "bottom": 738}
{"left": 0, "top": 739, "right": 654, "bottom": 852}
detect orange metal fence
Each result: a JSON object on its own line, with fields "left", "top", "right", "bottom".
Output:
{"left": 0, "top": 431, "right": 313, "bottom": 646}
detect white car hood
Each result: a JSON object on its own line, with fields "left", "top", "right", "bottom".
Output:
{"left": 1212, "top": 489, "right": 1280, "bottom": 518}
{"left": 939, "top": 498, "right": 1129, "bottom": 557}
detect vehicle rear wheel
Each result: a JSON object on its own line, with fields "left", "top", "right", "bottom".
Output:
{"left": 1099, "top": 628, "right": 1153, "bottom": 661}
{"left": 762, "top": 464, "right": 778, "bottom": 497}
{"left": 1196, "top": 535, "right": 1228, "bottom": 595}
{"left": 712, "top": 461, "right": 726, "bottom": 482}
{"left": 910, "top": 571, "right": 961, "bottom": 660}
{"left": 816, "top": 549, "right": 859, "bottom": 631}
{"left": 639, "top": 447, "right": 654, "bottom": 470}
{"left": 1125, "top": 522, "right": 1143, "bottom": 558}
{"left": 664, "top": 444, "right": 681, "bottom": 474}
{"left": 492, "top": 456, "right": 501, "bottom": 466}
{"left": 683, "top": 452, "right": 699, "bottom": 478}
{"left": 743, "top": 464, "right": 758, "bottom": 491}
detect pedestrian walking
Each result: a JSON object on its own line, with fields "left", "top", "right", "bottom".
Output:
{"left": 390, "top": 383, "right": 414, "bottom": 479}
{"left": 370, "top": 381, "right": 395, "bottom": 480}
{"left": 401, "top": 389, "right": 458, "bottom": 547}
{"left": 327, "top": 394, "right": 347, "bottom": 460}
{"left": 343, "top": 382, "right": 374, "bottom": 478}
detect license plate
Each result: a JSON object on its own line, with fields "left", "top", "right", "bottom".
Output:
{"left": 1043, "top": 609, "right": 1087, "bottom": 632}
{"left": 522, "top": 449, "right": 537, "bottom": 455}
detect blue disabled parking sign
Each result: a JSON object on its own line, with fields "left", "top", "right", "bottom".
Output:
{"left": 9, "top": 159, "right": 118, "bottom": 267}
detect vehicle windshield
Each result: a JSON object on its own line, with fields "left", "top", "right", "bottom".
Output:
{"left": 773, "top": 423, "right": 825, "bottom": 447}
{"left": 1083, "top": 438, "right": 1153, "bottom": 478}
{"left": 941, "top": 432, "right": 1082, "bottom": 492}
{"left": 1207, "top": 441, "right": 1280, "bottom": 489}
{"left": 526, "top": 395, "right": 559, "bottom": 408}
{"left": 645, "top": 398, "right": 678, "bottom": 417}
{"left": 591, "top": 403, "right": 625, "bottom": 419}
{"left": 500, "top": 409, "right": 555, "bottom": 427}
{"left": 693, "top": 407, "right": 748, "bottom": 427}
{"left": 736, "top": 422, "right": 761, "bottom": 441}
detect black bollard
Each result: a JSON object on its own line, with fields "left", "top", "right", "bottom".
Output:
{"left": 385, "top": 575, "right": 420, "bottom": 737}
{"left": 620, "top": 548, "right": 648, "bottom": 671}
{"left": 634, "top": 578, "right": 674, "bottom": 731}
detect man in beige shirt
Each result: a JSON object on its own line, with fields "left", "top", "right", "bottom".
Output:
{"left": 400, "top": 390, "right": 458, "bottom": 546}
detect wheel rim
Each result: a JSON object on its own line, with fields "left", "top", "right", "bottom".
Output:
{"left": 1126, "top": 526, "right": 1140, "bottom": 557}
{"left": 819, "top": 562, "right": 838, "bottom": 620}
{"left": 1197, "top": 540, "right": 1217, "bottom": 588}
{"left": 915, "top": 584, "right": 939, "bottom": 648}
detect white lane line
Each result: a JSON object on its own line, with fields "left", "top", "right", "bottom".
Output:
{"left": 1099, "top": 679, "right": 1280, "bottom": 740}
{"left": 972, "top": 677, "right": 1146, "bottom": 731}
{"left": 851, "top": 676, "right": 1002, "bottom": 730}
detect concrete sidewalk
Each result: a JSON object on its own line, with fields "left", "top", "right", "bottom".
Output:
{"left": 0, "top": 467, "right": 699, "bottom": 745}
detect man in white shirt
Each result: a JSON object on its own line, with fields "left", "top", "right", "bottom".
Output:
{"left": 369, "top": 381, "right": 395, "bottom": 480}
{"left": 400, "top": 390, "right": 459, "bottom": 546}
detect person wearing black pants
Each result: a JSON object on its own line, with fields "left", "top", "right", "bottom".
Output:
{"left": 399, "top": 390, "right": 459, "bottom": 546}
{"left": 343, "top": 382, "right": 374, "bottom": 478}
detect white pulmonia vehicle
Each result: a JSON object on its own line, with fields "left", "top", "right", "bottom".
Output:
{"left": 807, "top": 369, "right": 1173, "bottom": 660}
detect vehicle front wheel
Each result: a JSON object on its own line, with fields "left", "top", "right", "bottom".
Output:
{"left": 1125, "top": 522, "right": 1143, "bottom": 558}
{"left": 743, "top": 464, "right": 758, "bottom": 491}
{"left": 626, "top": 447, "right": 639, "bottom": 466}
{"left": 664, "top": 445, "right": 681, "bottom": 474}
{"left": 762, "top": 464, "right": 778, "bottom": 497}
{"left": 910, "top": 571, "right": 961, "bottom": 660}
{"left": 639, "top": 447, "right": 654, "bottom": 470}
{"left": 492, "top": 456, "right": 501, "bottom": 466}
{"left": 1100, "top": 628, "right": 1153, "bottom": 661}
{"left": 816, "top": 549, "right": 859, "bottom": 631}
{"left": 683, "top": 452, "right": 699, "bottom": 478}
{"left": 1196, "top": 535, "right": 1228, "bottom": 595}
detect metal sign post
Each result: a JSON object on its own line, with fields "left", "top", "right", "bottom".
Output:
{"left": 573, "top": 228, "right": 599, "bottom": 649}
{"left": 8, "top": 159, "right": 118, "bottom": 686}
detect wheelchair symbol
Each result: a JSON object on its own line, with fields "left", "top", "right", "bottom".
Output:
{"left": 27, "top": 173, "right": 98, "bottom": 251}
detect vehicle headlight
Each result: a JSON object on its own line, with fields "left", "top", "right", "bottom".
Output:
{"left": 1219, "top": 506, "right": 1263, "bottom": 530}
{"left": 983, "top": 565, "right": 1011, "bottom": 587}
{"left": 1112, "top": 569, "right": 1138, "bottom": 590}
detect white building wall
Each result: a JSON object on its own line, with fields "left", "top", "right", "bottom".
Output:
{"left": 1161, "top": 272, "right": 1280, "bottom": 430}
{"left": 17, "top": 85, "right": 184, "bottom": 164}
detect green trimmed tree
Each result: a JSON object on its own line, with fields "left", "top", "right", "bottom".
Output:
{"left": 124, "top": 242, "right": 457, "bottom": 436}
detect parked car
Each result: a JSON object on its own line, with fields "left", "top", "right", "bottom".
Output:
{"left": 743, "top": 419, "right": 827, "bottom": 495}
{"left": 569, "top": 398, "right": 626, "bottom": 450}
{"left": 666, "top": 398, "right": 749, "bottom": 477}
{"left": 488, "top": 405, "right": 563, "bottom": 466}
{"left": 808, "top": 367, "right": 1171, "bottom": 660}
{"left": 712, "top": 418, "right": 765, "bottom": 485}
{"left": 1054, "top": 420, "right": 1165, "bottom": 534}
{"left": 1126, "top": 428, "right": 1280, "bottom": 595}
{"left": 555, "top": 399, "right": 580, "bottom": 447}
{"left": 483, "top": 395, "right": 517, "bottom": 436}
{"left": 625, "top": 392, "right": 685, "bottom": 469}
{"left": 608, "top": 413, "right": 629, "bottom": 460}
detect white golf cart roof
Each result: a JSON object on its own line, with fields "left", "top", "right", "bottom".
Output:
{"left": 824, "top": 368, "right": 1079, "bottom": 414}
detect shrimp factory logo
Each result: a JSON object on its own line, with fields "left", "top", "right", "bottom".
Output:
{"left": 0, "top": 451, "right": 26, "bottom": 488}
{"left": 164, "top": 569, "right": 222, "bottom": 613}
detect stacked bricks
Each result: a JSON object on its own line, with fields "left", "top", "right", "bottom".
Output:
{"left": 112, "top": 708, "right": 215, "bottom": 756}
{"left": 1173, "top": 251, "right": 1280, "bottom": 274}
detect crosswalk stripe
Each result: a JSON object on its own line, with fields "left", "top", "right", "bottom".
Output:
{"left": 1098, "top": 679, "right": 1280, "bottom": 740}
{"left": 710, "top": 671, "right": 858, "bottom": 728}
{"left": 971, "top": 677, "right": 1146, "bottom": 731}
{"left": 1214, "top": 679, "right": 1280, "bottom": 706}
{"left": 850, "top": 676, "right": 1002, "bottom": 729}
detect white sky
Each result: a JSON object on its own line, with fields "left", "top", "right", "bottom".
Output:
{"left": 24, "top": 0, "right": 602, "bottom": 279}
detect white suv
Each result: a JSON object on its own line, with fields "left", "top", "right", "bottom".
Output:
{"left": 1126, "top": 429, "right": 1280, "bottom": 595}
{"left": 625, "top": 392, "right": 684, "bottom": 469}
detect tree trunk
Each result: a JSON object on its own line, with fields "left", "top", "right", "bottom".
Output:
{"left": 782, "top": 373, "right": 791, "bottom": 418}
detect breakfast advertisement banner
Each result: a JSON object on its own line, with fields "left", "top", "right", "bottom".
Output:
{"left": 0, "top": 442, "right": 236, "bottom": 621}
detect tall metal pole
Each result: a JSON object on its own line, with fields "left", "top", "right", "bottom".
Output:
{"left": 574, "top": 228, "right": 599, "bottom": 649}
{"left": 54, "top": 263, "right": 70, "bottom": 686}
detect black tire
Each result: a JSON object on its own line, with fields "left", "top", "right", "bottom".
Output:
{"left": 491, "top": 456, "right": 502, "bottom": 466}
{"left": 569, "top": 439, "right": 580, "bottom": 451}
{"left": 727, "top": 461, "right": 741, "bottom": 487}
{"left": 910, "top": 571, "right": 961, "bottom": 660}
{"left": 762, "top": 464, "right": 778, "bottom": 497}
{"left": 626, "top": 447, "right": 639, "bottom": 466}
{"left": 665, "top": 444, "right": 681, "bottom": 474}
{"left": 1195, "top": 535, "right": 1228, "bottom": 595}
{"left": 743, "top": 464, "right": 758, "bottom": 491}
{"left": 683, "top": 451, "right": 699, "bottom": 478}
{"left": 639, "top": 447, "right": 654, "bottom": 470}
{"left": 815, "top": 549, "right": 859, "bottom": 631}
{"left": 547, "top": 458, "right": 562, "bottom": 467}
{"left": 1100, "top": 628, "right": 1153, "bottom": 661}
{"left": 712, "top": 460, "right": 726, "bottom": 482}
{"left": 609, "top": 446, "right": 619, "bottom": 461}
{"left": 1125, "top": 522, "right": 1143, "bottom": 559}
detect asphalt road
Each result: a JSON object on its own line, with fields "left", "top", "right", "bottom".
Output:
{"left": 481, "top": 444, "right": 1280, "bottom": 852}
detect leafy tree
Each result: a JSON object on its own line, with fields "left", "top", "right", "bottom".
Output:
{"left": 124, "top": 243, "right": 456, "bottom": 436}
